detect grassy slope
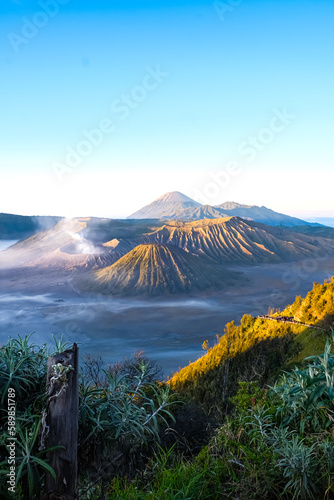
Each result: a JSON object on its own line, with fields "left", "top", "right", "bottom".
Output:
{"left": 169, "top": 277, "right": 334, "bottom": 408}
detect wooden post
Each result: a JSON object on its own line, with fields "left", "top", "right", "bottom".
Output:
{"left": 43, "top": 343, "right": 79, "bottom": 500}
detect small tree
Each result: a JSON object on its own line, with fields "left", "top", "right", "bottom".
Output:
{"left": 202, "top": 340, "right": 209, "bottom": 352}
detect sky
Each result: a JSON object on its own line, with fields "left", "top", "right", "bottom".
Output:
{"left": 1, "top": 0, "right": 333, "bottom": 218}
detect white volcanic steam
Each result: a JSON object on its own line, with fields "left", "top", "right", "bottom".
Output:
{"left": 67, "top": 231, "right": 101, "bottom": 255}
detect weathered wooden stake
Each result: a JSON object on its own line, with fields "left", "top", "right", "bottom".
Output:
{"left": 43, "top": 343, "right": 79, "bottom": 500}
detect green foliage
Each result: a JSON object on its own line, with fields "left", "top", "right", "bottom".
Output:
{"left": 0, "top": 336, "right": 51, "bottom": 498}
{"left": 0, "top": 334, "right": 47, "bottom": 404}
{"left": 284, "top": 278, "right": 334, "bottom": 328}
{"left": 275, "top": 435, "right": 319, "bottom": 499}
{"left": 105, "top": 445, "right": 227, "bottom": 499}
{"left": 170, "top": 332, "right": 298, "bottom": 417}
{"left": 271, "top": 335, "right": 334, "bottom": 435}
{"left": 78, "top": 363, "right": 177, "bottom": 496}
{"left": 79, "top": 363, "right": 175, "bottom": 449}
{"left": 104, "top": 340, "right": 334, "bottom": 500}
{"left": 230, "top": 381, "right": 267, "bottom": 413}
{"left": 0, "top": 335, "right": 176, "bottom": 498}
{"left": 51, "top": 334, "right": 73, "bottom": 354}
{"left": 0, "top": 415, "right": 61, "bottom": 499}
{"left": 169, "top": 278, "right": 334, "bottom": 416}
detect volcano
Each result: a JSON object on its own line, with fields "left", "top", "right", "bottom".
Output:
{"left": 76, "top": 243, "right": 239, "bottom": 296}
{"left": 128, "top": 191, "right": 202, "bottom": 219}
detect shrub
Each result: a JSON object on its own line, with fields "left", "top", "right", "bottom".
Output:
{"left": 0, "top": 335, "right": 176, "bottom": 499}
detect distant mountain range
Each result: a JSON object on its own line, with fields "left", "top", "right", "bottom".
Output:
{"left": 0, "top": 213, "right": 61, "bottom": 240}
{"left": 0, "top": 193, "right": 324, "bottom": 245}
{"left": 128, "top": 191, "right": 319, "bottom": 227}
{"left": 3, "top": 215, "right": 334, "bottom": 296}
{"left": 1, "top": 196, "right": 333, "bottom": 297}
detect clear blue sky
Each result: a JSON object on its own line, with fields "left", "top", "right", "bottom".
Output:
{"left": 1, "top": 0, "right": 333, "bottom": 217}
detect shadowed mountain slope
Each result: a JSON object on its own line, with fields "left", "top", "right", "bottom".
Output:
{"left": 169, "top": 204, "right": 227, "bottom": 220}
{"left": 216, "top": 202, "right": 313, "bottom": 227}
{"left": 0, "top": 213, "right": 62, "bottom": 240}
{"left": 285, "top": 225, "right": 334, "bottom": 240}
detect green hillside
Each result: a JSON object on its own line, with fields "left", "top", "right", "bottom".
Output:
{"left": 169, "top": 277, "right": 334, "bottom": 411}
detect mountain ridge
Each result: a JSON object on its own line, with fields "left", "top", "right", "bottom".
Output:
{"left": 138, "top": 216, "right": 333, "bottom": 264}
{"left": 0, "top": 213, "right": 62, "bottom": 240}
{"left": 128, "top": 191, "right": 320, "bottom": 227}
{"left": 2, "top": 216, "right": 334, "bottom": 275}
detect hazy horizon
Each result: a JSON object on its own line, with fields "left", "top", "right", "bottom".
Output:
{"left": 1, "top": 191, "right": 334, "bottom": 223}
